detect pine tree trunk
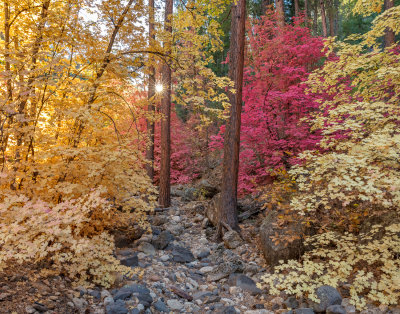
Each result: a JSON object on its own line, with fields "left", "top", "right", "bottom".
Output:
{"left": 313, "top": 0, "right": 318, "bottom": 34}
{"left": 384, "top": 0, "right": 395, "bottom": 47}
{"left": 276, "top": 0, "right": 285, "bottom": 27}
{"left": 328, "top": 5, "right": 335, "bottom": 36}
{"left": 146, "top": 0, "right": 156, "bottom": 181}
{"left": 294, "top": 0, "right": 300, "bottom": 17}
{"left": 305, "top": 0, "right": 308, "bottom": 18}
{"left": 159, "top": 0, "right": 173, "bottom": 208}
{"left": 320, "top": 0, "right": 328, "bottom": 37}
{"left": 218, "top": 0, "right": 246, "bottom": 235}
{"left": 4, "top": 0, "right": 12, "bottom": 102}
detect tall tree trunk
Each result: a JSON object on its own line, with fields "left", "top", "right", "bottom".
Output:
{"left": 328, "top": 4, "right": 335, "bottom": 36}
{"left": 294, "top": 0, "right": 300, "bottom": 17}
{"left": 384, "top": 0, "right": 395, "bottom": 47}
{"left": 320, "top": 0, "right": 328, "bottom": 37}
{"left": 218, "top": 0, "right": 246, "bottom": 234}
{"left": 305, "top": 0, "right": 308, "bottom": 17}
{"left": 159, "top": 0, "right": 173, "bottom": 208}
{"left": 146, "top": 0, "right": 156, "bottom": 181}
{"left": 313, "top": 0, "right": 318, "bottom": 34}
{"left": 4, "top": 0, "right": 12, "bottom": 102}
{"left": 276, "top": 0, "right": 285, "bottom": 27}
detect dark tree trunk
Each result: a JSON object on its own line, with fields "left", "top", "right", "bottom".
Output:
{"left": 294, "top": 0, "right": 300, "bottom": 17}
{"left": 276, "top": 0, "right": 285, "bottom": 27}
{"left": 4, "top": 0, "right": 12, "bottom": 102}
{"left": 218, "top": 0, "right": 246, "bottom": 234}
{"left": 313, "top": 0, "right": 318, "bottom": 33}
{"left": 146, "top": 0, "right": 156, "bottom": 181}
{"left": 320, "top": 0, "right": 328, "bottom": 37}
{"left": 305, "top": 0, "right": 309, "bottom": 18}
{"left": 159, "top": 0, "right": 173, "bottom": 208}
{"left": 384, "top": 0, "right": 395, "bottom": 47}
{"left": 328, "top": 4, "right": 335, "bottom": 36}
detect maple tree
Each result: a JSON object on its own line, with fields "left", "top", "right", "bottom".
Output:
{"left": 262, "top": 2, "right": 400, "bottom": 309}
{"left": 212, "top": 11, "right": 325, "bottom": 194}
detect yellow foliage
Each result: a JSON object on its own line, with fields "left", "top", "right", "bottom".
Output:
{"left": 259, "top": 223, "right": 400, "bottom": 310}
{"left": 0, "top": 190, "right": 138, "bottom": 287}
{"left": 260, "top": 5, "right": 400, "bottom": 310}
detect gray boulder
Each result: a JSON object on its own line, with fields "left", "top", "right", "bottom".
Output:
{"left": 227, "top": 273, "right": 262, "bottom": 295}
{"left": 311, "top": 286, "right": 342, "bottom": 312}
{"left": 152, "top": 230, "right": 174, "bottom": 250}
{"left": 106, "top": 300, "right": 128, "bottom": 314}
{"left": 196, "top": 179, "right": 219, "bottom": 199}
{"left": 170, "top": 245, "right": 195, "bottom": 263}
{"left": 182, "top": 187, "right": 197, "bottom": 202}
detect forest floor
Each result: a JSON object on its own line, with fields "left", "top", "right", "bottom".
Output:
{"left": 0, "top": 195, "right": 276, "bottom": 314}
{"left": 1, "top": 194, "right": 397, "bottom": 314}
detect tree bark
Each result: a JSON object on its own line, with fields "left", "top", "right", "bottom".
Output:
{"left": 328, "top": 4, "right": 335, "bottom": 36}
{"left": 276, "top": 0, "right": 285, "bottom": 27}
{"left": 384, "top": 0, "right": 395, "bottom": 47}
{"left": 4, "top": 0, "right": 12, "bottom": 102}
{"left": 319, "top": 0, "right": 328, "bottom": 37}
{"left": 305, "top": 0, "right": 309, "bottom": 18}
{"left": 146, "top": 0, "right": 156, "bottom": 181}
{"left": 294, "top": 0, "right": 300, "bottom": 17}
{"left": 159, "top": 0, "right": 173, "bottom": 208}
{"left": 218, "top": 0, "right": 246, "bottom": 234}
{"left": 313, "top": 0, "right": 318, "bottom": 33}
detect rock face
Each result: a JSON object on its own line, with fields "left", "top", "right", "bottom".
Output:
{"left": 206, "top": 193, "right": 220, "bottom": 226}
{"left": 311, "top": 286, "right": 342, "bottom": 313}
{"left": 259, "top": 211, "right": 310, "bottom": 266}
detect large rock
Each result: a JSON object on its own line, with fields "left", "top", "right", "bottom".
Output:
{"left": 152, "top": 230, "right": 174, "bottom": 250}
{"left": 106, "top": 300, "right": 128, "bottom": 314}
{"left": 206, "top": 193, "right": 220, "bottom": 226}
{"left": 196, "top": 179, "right": 219, "bottom": 199}
{"left": 311, "top": 285, "right": 342, "bottom": 313}
{"left": 169, "top": 245, "right": 195, "bottom": 263}
{"left": 182, "top": 187, "right": 198, "bottom": 202}
{"left": 227, "top": 273, "right": 262, "bottom": 295}
{"left": 259, "top": 211, "right": 312, "bottom": 266}
{"left": 137, "top": 242, "right": 156, "bottom": 256}
{"left": 113, "top": 225, "right": 144, "bottom": 248}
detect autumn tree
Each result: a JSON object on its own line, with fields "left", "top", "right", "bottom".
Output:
{"left": 219, "top": 0, "right": 246, "bottom": 234}
{"left": 320, "top": 0, "right": 328, "bottom": 36}
{"left": 146, "top": 0, "right": 156, "bottom": 181}
{"left": 276, "top": 0, "right": 285, "bottom": 26}
{"left": 159, "top": 0, "right": 173, "bottom": 208}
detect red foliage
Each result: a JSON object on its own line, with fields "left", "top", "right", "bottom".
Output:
{"left": 211, "top": 12, "right": 325, "bottom": 194}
